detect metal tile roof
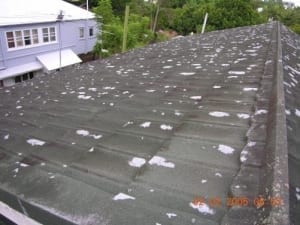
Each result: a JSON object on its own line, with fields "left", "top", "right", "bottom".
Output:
{"left": 0, "top": 22, "right": 297, "bottom": 225}
{"left": 0, "top": 0, "right": 94, "bottom": 27}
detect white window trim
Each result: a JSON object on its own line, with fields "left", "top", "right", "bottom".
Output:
{"left": 79, "top": 27, "right": 85, "bottom": 39}
{"left": 6, "top": 26, "right": 58, "bottom": 52}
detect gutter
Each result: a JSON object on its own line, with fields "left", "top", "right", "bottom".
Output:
{"left": 0, "top": 201, "right": 42, "bottom": 225}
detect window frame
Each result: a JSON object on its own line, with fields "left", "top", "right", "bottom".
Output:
{"left": 6, "top": 26, "right": 57, "bottom": 51}
{"left": 89, "top": 26, "right": 94, "bottom": 37}
{"left": 79, "top": 27, "right": 85, "bottom": 39}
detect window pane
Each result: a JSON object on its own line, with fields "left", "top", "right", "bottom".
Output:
{"left": 15, "top": 76, "right": 21, "bottom": 83}
{"left": 32, "top": 29, "right": 39, "bottom": 44}
{"left": 23, "top": 30, "right": 31, "bottom": 46}
{"left": 50, "top": 27, "right": 56, "bottom": 42}
{"left": 79, "top": 27, "right": 84, "bottom": 38}
{"left": 42, "top": 28, "right": 49, "bottom": 42}
{"left": 6, "top": 32, "right": 15, "bottom": 48}
{"left": 6, "top": 32, "right": 13, "bottom": 38}
{"left": 50, "top": 34, "right": 56, "bottom": 42}
{"left": 22, "top": 74, "right": 28, "bottom": 81}
{"left": 89, "top": 27, "right": 94, "bottom": 37}
{"left": 15, "top": 31, "right": 23, "bottom": 47}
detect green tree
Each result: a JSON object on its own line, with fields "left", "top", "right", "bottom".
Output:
{"left": 210, "top": 0, "right": 262, "bottom": 29}
{"left": 93, "top": 0, "right": 114, "bottom": 24}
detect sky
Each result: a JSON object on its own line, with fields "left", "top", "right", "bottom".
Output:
{"left": 291, "top": 0, "right": 300, "bottom": 6}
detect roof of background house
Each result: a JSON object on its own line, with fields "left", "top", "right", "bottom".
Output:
{"left": 0, "top": 22, "right": 298, "bottom": 225}
{"left": 0, "top": 0, "right": 95, "bottom": 27}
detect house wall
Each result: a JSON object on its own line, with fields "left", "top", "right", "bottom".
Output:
{"left": 0, "top": 19, "right": 98, "bottom": 71}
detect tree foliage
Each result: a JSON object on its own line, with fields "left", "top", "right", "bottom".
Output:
{"left": 90, "top": 0, "right": 300, "bottom": 58}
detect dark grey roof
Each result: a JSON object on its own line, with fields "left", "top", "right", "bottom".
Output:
{"left": 281, "top": 25, "right": 300, "bottom": 225}
{"left": 0, "top": 22, "right": 298, "bottom": 225}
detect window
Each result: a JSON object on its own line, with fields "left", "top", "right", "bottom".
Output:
{"left": 42, "top": 28, "right": 49, "bottom": 43}
{"left": 6, "top": 32, "right": 15, "bottom": 48}
{"left": 6, "top": 27, "right": 56, "bottom": 50}
{"left": 15, "top": 76, "right": 21, "bottom": 83}
{"left": 15, "top": 72, "right": 34, "bottom": 83}
{"left": 32, "top": 29, "right": 39, "bottom": 44}
{"left": 50, "top": 27, "right": 56, "bottom": 42}
{"left": 42, "top": 27, "right": 56, "bottom": 43}
{"left": 79, "top": 27, "right": 84, "bottom": 39}
{"left": 23, "top": 30, "right": 31, "bottom": 46}
{"left": 89, "top": 27, "right": 94, "bottom": 37}
{"left": 15, "top": 31, "right": 23, "bottom": 47}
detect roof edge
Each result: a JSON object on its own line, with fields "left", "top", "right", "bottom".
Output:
{"left": 266, "top": 21, "right": 289, "bottom": 225}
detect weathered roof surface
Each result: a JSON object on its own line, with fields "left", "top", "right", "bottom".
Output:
{"left": 0, "top": 22, "right": 297, "bottom": 225}
{"left": 0, "top": 0, "right": 94, "bottom": 27}
{"left": 281, "top": 26, "right": 300, "bottom": 225}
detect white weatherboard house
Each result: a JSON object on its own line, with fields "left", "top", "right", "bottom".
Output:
{"left": 0, "top": 0, "right": 98, "bottom": 87}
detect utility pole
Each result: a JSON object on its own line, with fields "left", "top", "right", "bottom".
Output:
{"left": 85, "top": 0, "right": 89, "bottom": 54}
{"left": 152, "top": 1, "right": 160, "bottom": 33}
{"left": 56, "top": 10, "right": 64, "bottom": 71}
{"left": 122, "top": 5, "right": 130, "bottom": 53}
{"left": 201, "top": 13, "right": 208, "bottom": 34}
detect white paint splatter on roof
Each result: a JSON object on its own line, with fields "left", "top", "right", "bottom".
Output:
{"left": 149, "top": 156, "right": 175, "bottom": 168}
{"left": 218, "top": 144, "right": 235, "bottom": 154}
{"left": 209, "top": 111, "right": 230, "bottom": 117}
{"left": 243, "top": 87, "right": 258, "bottom": 91}
{"left": 103, "top": 86, "right": 116, "bottom": 90}
{"left": 215, "top": 172, "right": 222, "bottom": 177}
{"left": 27, "top": 139, "right": 46, "bottom": 146}
{"left": 128, "top": 157, "right": 146, "bottom": 168}
{"left": 247, "top": 141, "right": 256, "bottom": 147}
{"left": 175, "top": 110, "right": 183, "bottom": 116}
{"left": 91, "top": 134, "right": 103, "bottom": 139}
{"left": 78, "top": 95, "right": 91, "bottom": 100}
{"left": 180, "top": 72, "right": 195, "bottom": 76}
{"left": 140, "top": 122, "right": 151, "bottom": 128}
{"left": 255, "top": 109, "right": 268, "bottom": 115}
{"left": 228, "top": 71, "right": 245, "bottom": 75}
{"left": 190, "top": 96, "right": 202, "bottom": 100}
{"left": 237, "top": 113, "right": 250, "bottom": 119}
{"left": 190, "top": 202, "right": 215, "bottom": 215}
{"left": 166, "top": 213, "right": 177, "bottom": 219}
{"left": 20, "top": 163, "right": 29, "bottom": 167}
{"left": 113, "top": 193, "right": 135, "bottom": 201}
{"left": 146, "top": 89, "right": 156, "bottom": 93}
{"left": 160, "top": 124, "right": 173, "bottom": 130}
{"left": 76, "top": 130, "right": 102, "bottom": 139}
{"left": 76, "top": 130, "right": 90, "bottom": 136}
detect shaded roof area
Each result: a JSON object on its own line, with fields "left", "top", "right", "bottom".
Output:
{"left": 0, "top": 22, "right": 297, "bottom": 225}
